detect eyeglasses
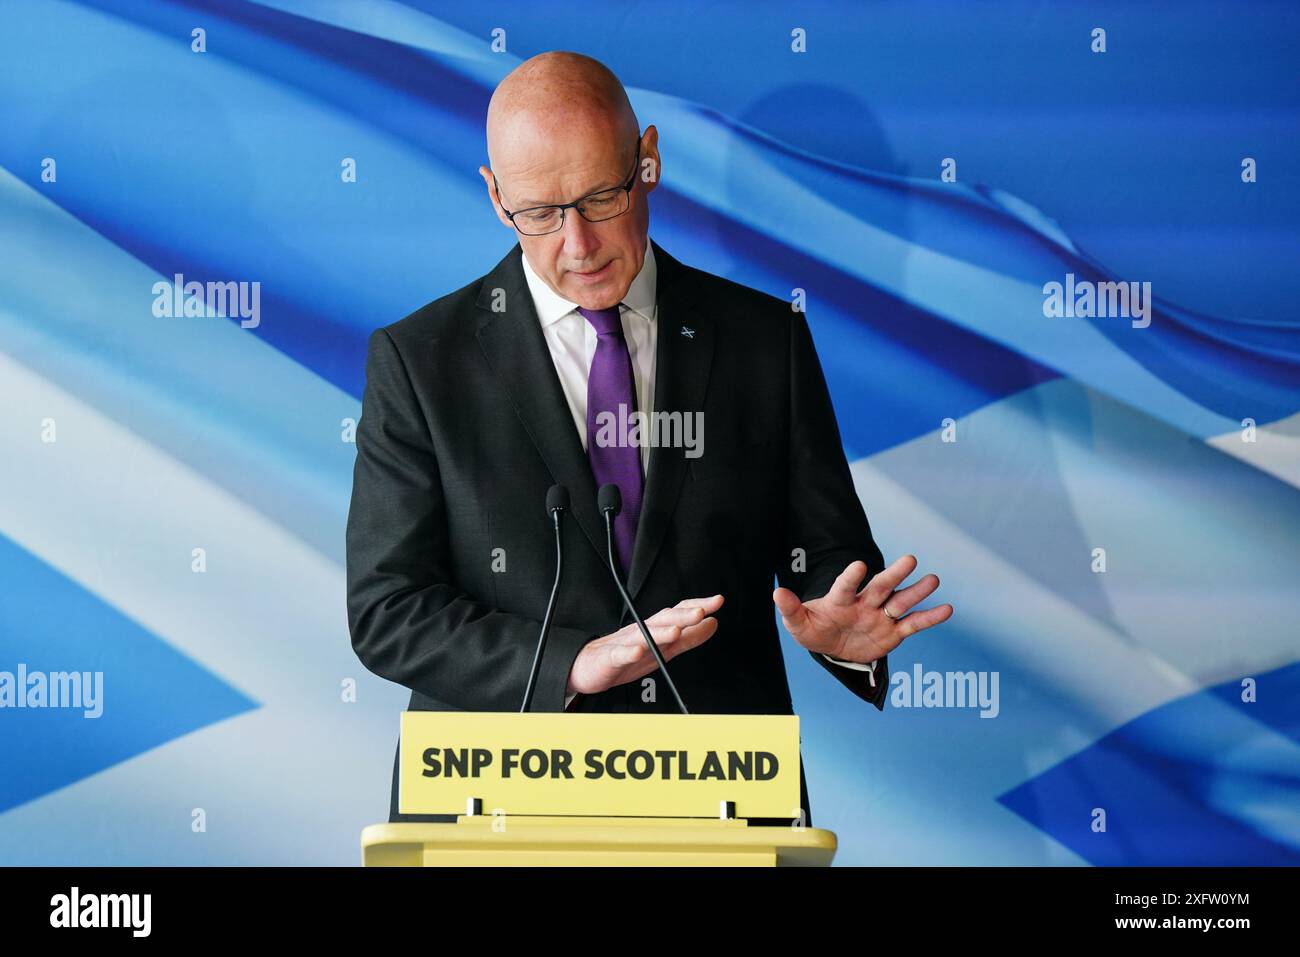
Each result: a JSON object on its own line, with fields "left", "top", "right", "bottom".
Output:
{"left": 493, "top": 139, "right": 641, "bottom": 236}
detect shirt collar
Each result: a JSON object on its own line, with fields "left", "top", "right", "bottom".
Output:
{"left": 520, "top": 237, "right": 657, "bottom": 328}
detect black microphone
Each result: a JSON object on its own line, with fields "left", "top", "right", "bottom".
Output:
{"left": 597, "top": 483, "right": 689, "bottom": 715}
{"left": 521, "top": 484, "right": 570, "bottom": 712}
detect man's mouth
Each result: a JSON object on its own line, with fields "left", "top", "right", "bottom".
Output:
{"left": 571, "top": 261, "right": 613, "bottom": 282}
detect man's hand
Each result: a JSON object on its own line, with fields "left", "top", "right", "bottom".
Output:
{"left": 565, "top": 595, "right": 724, "bottom": 696}
{"left": 773, "top": 556, "right": 952, "bottom": 663}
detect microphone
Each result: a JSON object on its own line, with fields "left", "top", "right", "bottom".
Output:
{"left": 597, "top": 484, "right": 690, "bottom": 715}
{"left": 520, "top": 484, "right": 570, "bottom": 712}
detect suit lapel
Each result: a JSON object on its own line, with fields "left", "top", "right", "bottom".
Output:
{"left": 474, "top": 244, "right": 607, "bottom": 560}
{"left": 625, "top": 240, "right": 713, "bottom": 600}
{"left": 473, "top": 239, "right": 713, "bottom": 599}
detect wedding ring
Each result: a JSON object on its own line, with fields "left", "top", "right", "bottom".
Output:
{"left": 882, "top": 597, "right": 899, "bottom": 620}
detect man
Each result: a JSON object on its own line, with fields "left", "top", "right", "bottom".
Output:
{"left": 345, "top": 51, "right": 953, "bottom": 827}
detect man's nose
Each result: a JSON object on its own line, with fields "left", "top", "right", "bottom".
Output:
{"left": 560, "top": 210, "right": 599, "bottom": 260}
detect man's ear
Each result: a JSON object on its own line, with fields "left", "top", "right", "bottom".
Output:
{"left": 479, "top": 164, "right": 515, "bottom": 229}
{"left": 639, "top": 126, "right": 662, "bottom": 194}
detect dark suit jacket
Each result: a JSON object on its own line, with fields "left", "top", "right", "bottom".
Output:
{"left": 345, "top": 238, "right": 889, "bottom": 827}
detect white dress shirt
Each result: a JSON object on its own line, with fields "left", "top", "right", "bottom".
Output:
{"left": 518, "top": 239, "right": 878, "bottom": 709}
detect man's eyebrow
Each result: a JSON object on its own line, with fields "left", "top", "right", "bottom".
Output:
{"left": 515, "top": 174, "right": 624, "bottom": 208}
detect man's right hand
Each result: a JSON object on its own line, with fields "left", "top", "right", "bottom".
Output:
{"left": 565, "top": 595, "right": 724, "bottom": 697}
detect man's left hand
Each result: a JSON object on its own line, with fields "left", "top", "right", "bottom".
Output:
{"left": 773, "top": 555, "right": 953, "bottom": 663}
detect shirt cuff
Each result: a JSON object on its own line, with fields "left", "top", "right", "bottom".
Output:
{"left": 821, "top": 653, "right": 878, "bottom": 687}
{"left": 564, "top": 692, "right": 577, "bottom": 710}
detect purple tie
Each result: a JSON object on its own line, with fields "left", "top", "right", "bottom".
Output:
{"left": 580, "top": 304, "right": 643, "bottom": 576}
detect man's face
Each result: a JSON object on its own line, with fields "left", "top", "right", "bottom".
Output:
{"left": 480, "top": 124, "right": 659, "bottom": 311}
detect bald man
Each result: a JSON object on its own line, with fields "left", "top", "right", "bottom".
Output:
{"left": 346, "top": 51, "right": 952, "bottom": 827}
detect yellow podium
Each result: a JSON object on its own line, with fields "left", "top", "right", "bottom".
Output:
{"left": 362, "top": 815, "right": 835, "bottom": 866}
{"left": 360, "top": 712, "right": 838, "bottom": 867}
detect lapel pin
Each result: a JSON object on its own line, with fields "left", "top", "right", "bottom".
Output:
{"left": 680, "top": 326, "right": 695, "bottom": 339}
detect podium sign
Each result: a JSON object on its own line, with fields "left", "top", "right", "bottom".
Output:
{"left": 399, "top": 712, "right": 801, "bottom": 819}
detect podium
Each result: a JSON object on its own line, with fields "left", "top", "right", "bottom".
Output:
{"left": 362, "top": 816, "right": 835, "bottom": 866}
{"left": 360, "top": 711, "right": 837, "bottom": 867}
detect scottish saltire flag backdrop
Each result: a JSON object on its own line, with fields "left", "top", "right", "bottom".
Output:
{"left": 2, "top": 0, "right": 1297, "bottom": 866}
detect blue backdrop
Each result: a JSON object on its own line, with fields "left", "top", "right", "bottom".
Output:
{"left": 1, "top": 0, "right": 1297, "bottom": 865}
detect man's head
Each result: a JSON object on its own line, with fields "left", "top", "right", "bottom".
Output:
{"left": 479, "top": 52, "right": 660, "bottom": 311}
